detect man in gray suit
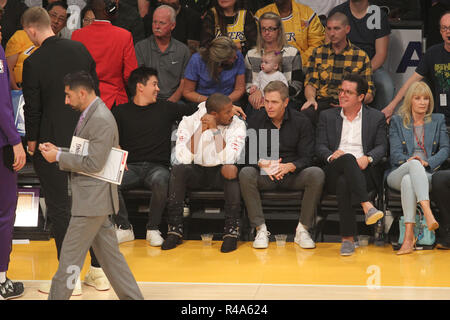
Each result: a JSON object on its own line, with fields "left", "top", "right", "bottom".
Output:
{"left": 39, "top": 71, "right": 143, "bottom": 300}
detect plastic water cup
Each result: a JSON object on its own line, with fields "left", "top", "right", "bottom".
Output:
{"left": 201, "top": 233, "right": 213, "bottom": 246}
{"left": 358, "top": 235, "right": 370, "bottom": 247}
{"left": 275, "top": 234, "right": 287, "bottom": 247}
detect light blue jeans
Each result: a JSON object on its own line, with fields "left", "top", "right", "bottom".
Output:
{"left": 372, "top": 67, "right": 395, "bottom": 111}
{"left": 387, "top": 160, "right": 432, "bottom": 223}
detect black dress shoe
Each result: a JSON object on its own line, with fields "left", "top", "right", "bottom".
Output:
{"left": 161, "top": 234, "right": 182, "bottom": 250}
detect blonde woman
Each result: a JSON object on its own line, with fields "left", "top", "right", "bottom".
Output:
{"left": 387, "top": 81, "right": 449, "bottom": 255}
{"left": 245, "top": 11, "right": 303, "bottom": 110}
{"left": 183, "top": 36, "right": 246, "bottom": 104}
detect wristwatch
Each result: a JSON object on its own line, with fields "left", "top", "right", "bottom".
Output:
{"left": 212, "top": 129, "right": 221, "bottom": 136}
{"left": 367, "top": 155, "right": 373, "bottom": 164}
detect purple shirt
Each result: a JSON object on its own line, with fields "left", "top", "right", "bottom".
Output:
{"left": 0, "top": 46, "right": 21, "bottom": 149}
{"left": 184, "top": 50, "right": 245, "bottom": 96}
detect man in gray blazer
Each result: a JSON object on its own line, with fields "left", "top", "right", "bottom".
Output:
{"left": 39, "top": 71, "right": 143, "bottom": 300}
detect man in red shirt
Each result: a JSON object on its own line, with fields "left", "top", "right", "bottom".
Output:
{"left": 71, "top": 0, "right": 137, "bottom": 109}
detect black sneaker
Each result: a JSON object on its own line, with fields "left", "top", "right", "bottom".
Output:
{"left": 0, "top": 279, "right": 24, "bottom": 300}
{"left": 221, "top": 236, "right": 238, "bottom": 253}
{"left": 161, "top": 234, "right": 182, "bottom": 250}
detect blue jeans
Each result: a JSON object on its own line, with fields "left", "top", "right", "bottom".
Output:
{"left": 372, "top": 67, "right": 395, "bottom": 111}
{"left": 113, "top": 162, "right": 170, "bottom": 230}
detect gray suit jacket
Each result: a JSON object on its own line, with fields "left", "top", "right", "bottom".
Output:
{"left": 58, "top": 98, "right": 120, "bottom": 217}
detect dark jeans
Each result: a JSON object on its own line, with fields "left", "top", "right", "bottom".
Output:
{"left": 431, "top": 170, "right": 450, "bottom": 228}
{"left": 33, "top": 152, "right": 100, "bottom": 267}
{"left": 166, "top": 164, "right": 241, "bottom": 228}
{"left": 301, "top": 98, "right": 337, "bottom": 126}
{"left": 113, "top": 162, "right": 170, "bottom": 230}
{"left": 324, "top": 154, "right": 375, "bottom": 237}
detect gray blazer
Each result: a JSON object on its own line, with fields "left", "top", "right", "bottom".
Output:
{"left": 58, "top": 98, "right": 120, "bottom": 217}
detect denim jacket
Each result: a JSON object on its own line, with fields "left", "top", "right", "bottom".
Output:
{"left": 389, "top": 113, "right": 449, "bottom": 172}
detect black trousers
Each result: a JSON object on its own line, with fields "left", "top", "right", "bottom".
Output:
{"left": 431, "top": 170, "right": 450, "bottom": 228}
{"left": 324, "top": 154, "right": 375, "bottom": 237}
{"left": 166, "top": 164, "right": 241, "bottom": 228}
{"left": 33, "top": 152, "right": 101, "bottom": 267}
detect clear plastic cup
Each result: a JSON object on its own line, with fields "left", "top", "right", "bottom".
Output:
{"left": 275, "top": 234, "right": 287, "bottom": 247}
{"left": 201, "top": 233, "right": 213, "bottom": 246}
{"left": 358, "top": 235, "right": 370, "bottom": 247}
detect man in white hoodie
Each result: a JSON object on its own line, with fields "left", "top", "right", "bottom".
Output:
{"left": 162, "top": 93, "right": 247, "bottom": 253}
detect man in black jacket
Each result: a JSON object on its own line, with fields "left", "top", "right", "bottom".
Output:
{"left": 316, "top": 74, "right": 387, "bottom": 256}
{"left": 21, "top": 6, "right": 107, "bottom": 295}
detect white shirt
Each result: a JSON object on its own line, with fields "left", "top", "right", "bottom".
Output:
{"left": 337, "top": 107, "right": 364, "bottom": 159}
{"left": 295, "top": 0, "right": 346, "bottom": 16}
{"left": 253, "top": 71, "right": 288, "bottom": 94}
{"left": 175, "top": 102, "right": 247, "bottom": 167}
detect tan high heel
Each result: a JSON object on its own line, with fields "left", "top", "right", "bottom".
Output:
{"left": 397, "top": 237, "right": 417, "bottom": 255}
{"left": 428, "top": 220, "right": 439, "bottom": 231}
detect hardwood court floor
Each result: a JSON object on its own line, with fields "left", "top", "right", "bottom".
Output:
{"left": 7, "top": 239, "right": 450, "bottom": 300}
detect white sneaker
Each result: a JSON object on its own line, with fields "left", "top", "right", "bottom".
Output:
{"left": 294, "top": 224, "right": 316, "bottom": 249}
{"left": 115, "top": 225, "right": 135, "bottom": 244}
{"left": 253, "top": 228, "right": 270, "bottom": 249}
{"left": 38, "top": 277, "right": 82, "bottom": 296}
{"left": 84, "top": 266, "right": 110, "bottom": 291}
{"left": 146, "top": 230, "right": 164, "bottom": 247}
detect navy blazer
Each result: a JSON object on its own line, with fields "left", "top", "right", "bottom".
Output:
{"left": 389, "top": 113, "right": 449, "bottom": 172}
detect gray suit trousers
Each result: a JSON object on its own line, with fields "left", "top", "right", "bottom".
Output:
{"left": 48, "top": 214, "right": 143, "bottom": 300}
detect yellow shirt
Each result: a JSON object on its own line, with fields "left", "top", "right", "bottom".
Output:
{"left": 212, "top": 8, "right": 247, "bottom": 46}
{"left": 255, "top": 1, "right": 325, "bottom": 66}
{"left": 5, "top": 30, "right": 38, "bottom": 84}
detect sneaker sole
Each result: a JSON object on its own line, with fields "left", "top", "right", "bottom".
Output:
{"left": 294, "top": 237, "right": 316, "bottom": 249}
{"left": 1, "top": 292, "right": 24, "bottom": 300}
{"left": 340, "top": 252, "right": 354, "bottom": 256}
{"left": 365, "top": 211, "right": 384, "bottom": 225}
{"left": 84, "top": 281, "right": 110, "bottom": 291}
{"left": 252, "top": 243, "right": 268, "bottom": 249}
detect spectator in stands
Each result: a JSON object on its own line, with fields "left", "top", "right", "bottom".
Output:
{"left": 71, "top": 0, "right": 138, "bottom": 109}
{"left": 111, "top": 67, "right": 196, "bottom": 245}
{"left": 316, "top": 74, "right": 387, "bottom": 256}
{"left": 135, "top": 5, "right": 190, "bottom": 103}
{"left": 295, "top": 0, "right": 345, "bottom": 18}
{"left": 162, "top": 93, "right": 247, "bottom": 253}
{"left": 5, "top": 29, "right": 38, "bottom": 90}
{"left": 329, "top": 0, "right": 394, "bottom": 112}
{"left": 426, "top": 0, "right": 450, "bottom": 49}
{"left": 0, "top": 0, "right": 28, "bottom": 48}
{"left": 201, "top": 0, "right": 257, "bottom": 56}
{"left": 0, "top": 8, "right": 27, "bottom": 299}
{"left": 255, "top": 0, "right": 325, "bottom": 67}
{"left": 387, "top": 81, "right": 449, "bottom": 255}
{"left": 245, "top": 12, "right": 303, "bottom": 111}
{"left": 47, "top": 1, "right": 72, "bottom": 39}
{"left": 80, "top": 4, "right": 94, "bottom": 28}
{"left": 183, "top": 36, "right": 246, "bottom": 105}
{"left": 112, "top": 66, "right": 246, "bottom": 244}
{"left": 383, "top": 12, "right": 450, "bottom": 124}
{"left": 239, "top": 81, "right": 325, "bottom": 250}
{"left": 113, "top": 0, "right": 146, "bottom": 44}
{"left": 21, "top": 6, "right": 104, "bottom": 295}
{"left": 301, "top": 12, "right": 374, "bottom": 126}
{"left": 143, "top": 0, "right": 202, "bottom": 55}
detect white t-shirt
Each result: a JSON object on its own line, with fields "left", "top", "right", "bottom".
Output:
{"left": 295, "top": 0, "right": 346, "bottom": 16}
{"left": 253, "top": 71, "right": 289, "bottom": 94}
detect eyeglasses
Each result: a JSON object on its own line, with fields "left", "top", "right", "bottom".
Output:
{"left": 441, "top": 26, "right": 450, "bottom": 32}
{"left": 49, "top": 12, "right": 67, "bottom": 24}
{"left": 83, "top": 18, "right": 95, "bottom": 24}
{"left": 338, "top": 89, "right": 357, "bottom": 96}
{"left": 261, "top": 26, "right": 279, "bottom": 33}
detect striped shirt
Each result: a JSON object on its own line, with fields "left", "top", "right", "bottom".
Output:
{"left": 245, "top": 45, "right": 303, "bottom": 99}
{"left": 305, "top": 40, "right": 374, "bottom": 101}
